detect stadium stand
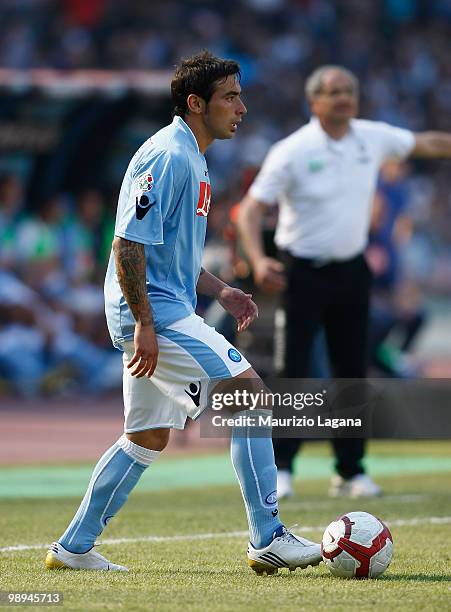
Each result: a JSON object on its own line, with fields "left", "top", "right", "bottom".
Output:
{"left": 1, "top": 0, "right": 451, "bottom": 393}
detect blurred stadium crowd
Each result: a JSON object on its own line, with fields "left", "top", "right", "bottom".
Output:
{"left": 1, "top": 0, "right": 451, "bottom": 394}
{"left": 0, "top": 177, "right": 122, "bottom": 395}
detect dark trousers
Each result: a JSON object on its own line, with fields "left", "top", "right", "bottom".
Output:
{"left": 273, "top": 252, "right": 372, "bottom": 480}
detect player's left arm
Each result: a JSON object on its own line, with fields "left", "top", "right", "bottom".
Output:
{"left": 197, "top": 268, "right": 258, "bottom": 332}
{"left": 411, "top": 132, "right": 451, "bottom": 158}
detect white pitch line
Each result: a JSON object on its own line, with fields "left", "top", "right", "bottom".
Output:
{"left": 1, "top": 516, "right": 450, "bottom": 554}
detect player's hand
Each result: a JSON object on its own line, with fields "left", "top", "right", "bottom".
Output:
{"left": 128, "top": 323, "right": 159, "bottom": 378}
{"left": 217, "top": 286, "right": 258, "bottom": 333}
{"left": 253, "top": 257, "right": 286, "bottom": 293}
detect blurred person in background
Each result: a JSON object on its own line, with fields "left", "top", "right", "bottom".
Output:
{"left": 63, "top": 189, "right": 108, "bottom": 285}
{"left": 367, "top": 162, "right": 426, "bottom": 378}
{"left": 61, "top": 188, "right": 114, "bottom": 345}
{"left": 0, "top": 174, "right": 25, "bottom": 270}
{"left": 0, "top": 282, "right": 52, "bottom": 396}
{"left": 15, "top": 194, "right": 67, "bottom": 298}
{"left": 238, "top": 64, "right": 451, "bottom": 499}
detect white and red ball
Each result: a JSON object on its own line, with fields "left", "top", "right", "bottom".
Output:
{"left": 321, "top": 511, "right": 393, "bottom": 578}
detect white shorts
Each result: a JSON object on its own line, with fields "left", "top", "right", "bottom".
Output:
{"left": 121, "top": 313, "right": 251, "bottom": 432}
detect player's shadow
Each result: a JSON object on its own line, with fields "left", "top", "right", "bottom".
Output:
{"left": 379, "top": 573, "right": 451, "bottom": 583}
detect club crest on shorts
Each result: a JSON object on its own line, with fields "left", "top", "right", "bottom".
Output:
{"left": 228, "top": 348, "right": 242, "bottom": 363}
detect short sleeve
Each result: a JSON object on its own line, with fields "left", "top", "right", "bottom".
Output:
{"left": 115, "top": 151, "right": 174, "bottom": 246}
{"left": 249, "top": 142, "right": 292, "bottom": 205}
{"left": 375, "top": 122, "right": 416, "bottom": 161}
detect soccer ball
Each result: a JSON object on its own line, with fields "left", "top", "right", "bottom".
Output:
{"left": 321, "top": 511, "right": 393, "bottom": 578}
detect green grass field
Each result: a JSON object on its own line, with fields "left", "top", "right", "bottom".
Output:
{"left": 1, "top": 441, "right": 450, "bottom": 611}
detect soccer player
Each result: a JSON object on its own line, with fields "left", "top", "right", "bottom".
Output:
{"left": 45, "top": 51, "right": 322, "bottom": 574}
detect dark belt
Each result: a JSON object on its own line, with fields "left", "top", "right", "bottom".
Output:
{"left": 280, "top": 251, "right": 364, "bottom": 268}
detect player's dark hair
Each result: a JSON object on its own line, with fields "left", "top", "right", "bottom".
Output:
{"left": 171, "top": 50, "right": 241, "bottom": 117}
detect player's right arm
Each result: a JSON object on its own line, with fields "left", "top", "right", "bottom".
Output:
{"left": 237, "top": 195, "right": 286, "bottom": 293}
{"left": 113, "top": 236, "right": 158, "bottom": 378}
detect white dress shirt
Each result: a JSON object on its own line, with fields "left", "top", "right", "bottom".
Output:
{"left": 249, "top": 117, "right": 415, "bottom": 260}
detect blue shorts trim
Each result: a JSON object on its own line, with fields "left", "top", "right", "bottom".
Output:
{"left": 158, "top": 328, "right": 231, "bottom": 379}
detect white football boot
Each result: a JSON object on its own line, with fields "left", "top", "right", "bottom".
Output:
{"left": 247, "top": 525, "right": 322, "bottom": 575}
{"left": 45, "top": 542, "right": 128, "bottom": 571}
{"left": 329, "top": 474, "right": 382, "bottom": 498}
{"left": 276, "top": 469, "right": 294, "bottom": 499}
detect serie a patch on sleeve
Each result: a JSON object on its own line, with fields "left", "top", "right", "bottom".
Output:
{"left": 135, "top": 173, "right": 156, "bottom": 220}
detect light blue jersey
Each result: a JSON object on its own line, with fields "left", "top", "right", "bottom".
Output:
{"left": 104, "top": 116, "right": 212, "bottom": 348}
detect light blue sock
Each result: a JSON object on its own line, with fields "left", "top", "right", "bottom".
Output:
{"left": 231, "top": 410, "right": 282, "bottom": 548}
{"left": 59, "top": 435, "right": 159, "bottom": 553}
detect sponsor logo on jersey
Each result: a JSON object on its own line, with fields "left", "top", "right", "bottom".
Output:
{"left": 185, "top": 381, "right": 201, "bottom": 407}
{"left": 308, "top": 159, "right": 324, "bottom": 173}
{"left": 228, "top": 348, "right": 242, "bottom": 363}
{"left": 196, "top": 181, "right": 212, "bottom": 217}
{"left": 357, "top": 142, "right": 371, "bottom": 164}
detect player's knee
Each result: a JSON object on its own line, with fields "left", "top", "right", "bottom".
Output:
{"left": 216, "top": 368, "right": 274, "bottom": 414}
{"left": 235, "top": 366, "right": 260, "bottom": 380}
{"left": 126, "top": 428, "right": 171, "bottom": 451}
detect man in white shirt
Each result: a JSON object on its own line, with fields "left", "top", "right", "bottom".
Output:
{"left": 238, "top": 65, "right": 451, "bottom": 499}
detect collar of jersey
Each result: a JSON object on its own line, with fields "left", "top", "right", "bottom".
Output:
{"left": 173, "top": 116, "right": 202, "bottom": 156}
{"left": 309, "top": 116, "right": 357, "bottom": 148}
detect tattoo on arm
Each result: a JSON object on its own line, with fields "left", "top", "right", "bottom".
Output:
{"left": 113, "top": 237, "right": 153, "bottom": 326}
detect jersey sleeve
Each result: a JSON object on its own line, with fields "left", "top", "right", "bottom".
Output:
{"left": 115, "top": 151, "right": 175, "bottom": 246}
{"left": 248, "top": 142, "right": 292, "bottom": 205}
{"left": 374, "top": 122, "right": 416, "bottom": 161}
